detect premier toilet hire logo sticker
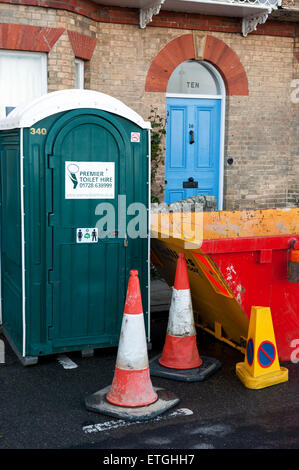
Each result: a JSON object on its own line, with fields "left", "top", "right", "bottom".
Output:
{"left": 65, "top": 161, "right": 115, "bottom": 199}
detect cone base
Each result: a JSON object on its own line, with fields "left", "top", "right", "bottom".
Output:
{"left": 85, "top": 386, "right": 180, "bottom": 422}
{"left": 151, "top": 355, "right": 221, "bottom": 382}
{"left": 106, "top": 368, "right": 157, "bottom": 407}
{"left": 236, "top": 362, "right": 289, "bottom": 390}
{"left": 159, "top": 334, "right": 202, "bottom": 370}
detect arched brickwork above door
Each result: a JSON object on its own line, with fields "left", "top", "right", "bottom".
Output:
{"left": 145, "top": 34, "right": 249, "bottom": 96}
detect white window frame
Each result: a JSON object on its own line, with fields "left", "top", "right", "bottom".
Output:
{"left": 75, "top": 58, "right": 84, "bottom": 89}
{"left": 0, "top": 50, "right": 47, "bottom": 119}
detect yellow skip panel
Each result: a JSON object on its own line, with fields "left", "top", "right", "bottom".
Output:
{"left": 151, "top": 208, "right": 299, "bottom": 243}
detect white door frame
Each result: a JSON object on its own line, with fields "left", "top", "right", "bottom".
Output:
{"left": 166, "top": 60, "right": 226, "bottom": 210}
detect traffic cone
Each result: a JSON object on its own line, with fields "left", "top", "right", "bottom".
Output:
{"left": 106, "top": 269, "right": 157, "bottom": 407}
{"left": 85, "top": 270, "right": 179, "bottom": 421}
{"left": 236, "top": 306, "right": 288, "bottom": 389}
{"left": 150, "top": 253, "right": 221, "bottom": 382}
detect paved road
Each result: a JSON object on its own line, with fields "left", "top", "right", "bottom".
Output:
{"left": 0, "top": 314, "right": 298, "bottom": 450}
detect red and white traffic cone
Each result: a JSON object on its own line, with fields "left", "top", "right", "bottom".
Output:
{"left": 106, "top": 270, "right": 157, "bottom": 407}
{"left": 85, "top": 269, "right": 179, "bottom": 421}
{"left": 150, "top": 253, "right": 221, "bottom": 382}
{"left": 159, "top": 253, "right": 202, "bottom": 370}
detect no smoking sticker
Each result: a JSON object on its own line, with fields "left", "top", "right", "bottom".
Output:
{"left": 131, "top": 132, "right": 140, "bottom": 143}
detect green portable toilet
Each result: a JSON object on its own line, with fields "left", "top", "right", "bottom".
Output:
{"left": 0, "top": 89, "right": 151, "bottom": 365}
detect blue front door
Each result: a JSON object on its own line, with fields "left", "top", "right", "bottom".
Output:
{"left": 165, "top": 97, "right": 221, "bottom": 207}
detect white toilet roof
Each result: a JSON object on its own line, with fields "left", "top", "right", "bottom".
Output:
{"left": 0, "top": 89, "right": 151, "bottom": 130}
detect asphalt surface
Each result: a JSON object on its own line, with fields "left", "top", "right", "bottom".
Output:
{"left": 0, "top": 312, "right": 298, "bottom": 451}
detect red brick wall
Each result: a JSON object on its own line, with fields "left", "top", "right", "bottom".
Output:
{"left": 67, "top": 31, "right": 96, "bottom": 60}
{"left": 0, "top": 23, "right": 64, "bottom": 51}
{"left": 145, "top": 34, "right": 249, "bottom": 96}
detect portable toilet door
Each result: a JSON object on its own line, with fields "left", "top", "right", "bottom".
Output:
{"left": 0, "top": 89, "right": 151, "bottom": 365}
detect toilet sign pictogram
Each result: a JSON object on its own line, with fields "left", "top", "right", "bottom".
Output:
{"left": 257, "top": 341, "right": 276, "bottom": 368}
{"left": 76, "top": 228, "right": 98, "bottom": 243}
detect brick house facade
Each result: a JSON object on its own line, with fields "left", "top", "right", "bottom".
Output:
{"left": 0, "top": 0, "right": 298, "bottom": 209}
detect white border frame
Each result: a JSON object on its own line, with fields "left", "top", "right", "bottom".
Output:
{"left": 166, "top": 93, "right": 222, "bottom": 100}
{"left": 147, "top": 129, "right": 151, "bottom": 344}
{"left": 0, "top": 129, "right": 27, "bottom": 348}
{"left": 20, "top": 128, "right": 26, "bottom": 357}
{"left": 165, "top": 61, "right": 226, "bottom": 210}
